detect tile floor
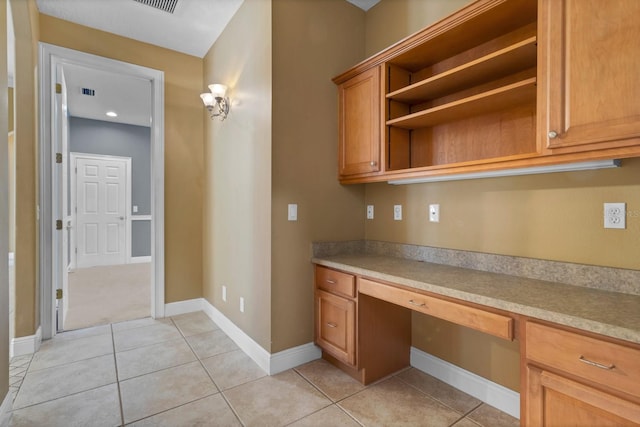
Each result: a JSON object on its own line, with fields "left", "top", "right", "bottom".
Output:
{"left": 4, "top": 311, "right": 519, "bottom": 426}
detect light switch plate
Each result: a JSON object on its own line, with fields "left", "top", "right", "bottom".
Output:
{"left": 394, "top": 205, "right": 402, "bottom": 221}
{"left": 367, "top": 205, "right": 374, "bottom": 219}
{"left": 288, "top": 204, "right": 297, "bottom": 221}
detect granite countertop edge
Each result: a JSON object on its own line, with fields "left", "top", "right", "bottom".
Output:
{"left": 312, "top": 255, "right": 640, "bottom": 345}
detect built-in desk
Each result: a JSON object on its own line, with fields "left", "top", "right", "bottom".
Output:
{"left": 312, "top": 254, "right": 640, "bottom": 425}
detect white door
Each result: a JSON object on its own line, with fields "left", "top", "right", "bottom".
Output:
{"left": 74, "top": 154, "right": 130, "bottom": 268}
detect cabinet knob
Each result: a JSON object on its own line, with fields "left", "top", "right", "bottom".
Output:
{"left": 370, "top": 161, "right": 377, "bottom": 167}
{"left": 548, "top": 131, "right": 558, "bottom": 139}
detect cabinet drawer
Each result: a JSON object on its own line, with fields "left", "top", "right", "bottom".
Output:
{"left": 358, "top": 277, "right": 513, "bottom": 340}
{"left": 526, "top": 322, "right": 640, "bottom": 400}
{"left": 315, "top": 266, "right": 356, "bottom": 298}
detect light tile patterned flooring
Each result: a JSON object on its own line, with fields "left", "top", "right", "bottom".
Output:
{"left": 5, "top": 311, "right": 519, "bottom": 426}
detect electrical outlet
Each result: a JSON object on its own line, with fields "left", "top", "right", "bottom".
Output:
{"left": 393, "top": 205, "right": 402, "bottom": 221}
{"left": 240, "top": 297, "right": 245, "bottom": 313}
{"left": 429, "top": 204, "right": 440, "bottom": 223}
{"left": 367, "top": 205, "right": 374, "bottom": 220}
{"left": 604, "top": 203, "right": 626, "bottom": 229}
{"left": 222, "top": 286, "right": 227, "bottom": 302}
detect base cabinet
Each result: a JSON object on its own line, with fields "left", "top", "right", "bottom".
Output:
{"left": 524, "top": 321, "right": 640, "bottom": 426}
{"left": 314, "top": 266, "right": 411, "bottom": 385}
{"left": 526, "top": 366, "right": 640, "bottom": 426}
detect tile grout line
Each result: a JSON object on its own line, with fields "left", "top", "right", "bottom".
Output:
{"left": 110, "top": 324, "right": 126, "bottom": 427}
{"left": 171, "top": 316, "right": 247, "bottom": 427}
{"left": 288, "top": 368, "right": 365, "bottom": 427}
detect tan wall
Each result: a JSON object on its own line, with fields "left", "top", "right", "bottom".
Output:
{"left": 202, "top": 0, "right": 273, "bottom": 350}
{"left": 1, "top": 0, "right": 9, "bottom": 405}
{"left": 11, "top": 0, "right": 39, "bottom": 337}
{"left": 35, "top": 15, "right": 204, "bottom": 306}
{"left": 365, "top": 0, "right": 471, "bottom": 56}
{"left": 270, "top": 0, "right": 366, "bottom": 352}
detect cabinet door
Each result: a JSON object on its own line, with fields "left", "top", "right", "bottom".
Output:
{"left": 526, "top": 366, "right": 640, "bottom": 426}
{"left": 338, "top": 66, "right": 381, "bottom": 177}
{"left": 315, "top": 290, "right": 356, "bottom": 366}
{"left": 539, "top": 0, "right": 640, "bottom": 151}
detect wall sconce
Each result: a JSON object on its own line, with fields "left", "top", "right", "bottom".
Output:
{"left": 200, "top": 83, "right": 230, "bottom": 120}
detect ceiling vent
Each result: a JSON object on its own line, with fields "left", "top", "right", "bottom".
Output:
{"left": 133, "top": 0, "right": 178, "bottom": 14}
{"left": 81, "top": 88, "right": 95, "bottom": 96}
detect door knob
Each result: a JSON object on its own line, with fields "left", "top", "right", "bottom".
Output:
{"left": 119, "top": 216, "right": 125, "bottom": 220}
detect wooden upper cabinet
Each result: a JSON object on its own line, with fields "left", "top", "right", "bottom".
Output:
{"left": 337, "top": 66, "right": 381, "bottom": 178}
{"left": 539, "top": 0, "right": 640, "bottom": 153}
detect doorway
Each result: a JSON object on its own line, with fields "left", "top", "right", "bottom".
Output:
{"left": 39, "top": 43, "right": 166, "bottom": 339}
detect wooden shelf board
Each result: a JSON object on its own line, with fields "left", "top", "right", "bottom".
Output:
{"left": 387, "top": 37, "right": 537, "bottom": 103}
{"left": 386, "top": 77, "right": 537, "bottom": 130}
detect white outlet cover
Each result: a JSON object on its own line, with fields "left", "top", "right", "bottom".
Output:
{"left": 367, "top": 205, "right": 374, "bottom": 219}
{"left": 222, "top": 286, "right": 227, "bottom": 302}
{"left": 604, "top": 202, "right": 626, "bottom": 229}
{"left": 393, "top": 205, "right": 402, "bottom": 221}
{"left": 240, "top": 297, "right": 245, "bottom": 312}
{"left": 429, "top": 204, "right": 440, "bottom": 222}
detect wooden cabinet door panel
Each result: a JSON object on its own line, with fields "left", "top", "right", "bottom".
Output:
{"left": 539, "top": 0, "right": 640, "bottom": 151}
{"left": 526, "top": 366, "right": 640, "bottom": 426}
{"left": 338, "top": 66, "right": 381, "bottom": 177}
{"left": 315, "top": 290, "right": 356, "bottom": 366}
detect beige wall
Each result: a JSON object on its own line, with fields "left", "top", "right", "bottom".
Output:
{"left": 11, "top": 0, "right": 39, "bottom": 337}
{"left": 202, "top": 0, "right": 273, "bottom": 350}
{"left": 271, "top": 0, "right": 366, "bottom": 352}
{"left": 1, "top": 0, "right": 9, "bottom": 405}
{"left": 362, "top": 0, "right": 640, "bottom": 392}
{"left": 34, "top": 16, "right": 205, "bottom": 308}
{"left": 365, "top": 0, "right": 471, "bottom": 56}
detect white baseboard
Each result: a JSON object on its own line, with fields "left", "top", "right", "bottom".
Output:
{"left": 200, "top": 299, "right": 272, "bottom": 373}
{"left": 164, "top": 298, "right": 205, "bottom": 317}
{"left": 410, "top": 347, "right": 520, "bottom": 419}
{"left": 130, "top": 256, "right": 152, "bottom": 264}
{"left": 10, "top": 326, "right": 42, "bottom": 358}
{"left": 270, "top": 342, "right": 322, "bottom": 375}
{"left": 165, "top": 298, "right": 320, "bottom": 375}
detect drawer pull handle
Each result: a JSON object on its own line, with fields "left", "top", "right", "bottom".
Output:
{"left": 326, "top": 322, "right": 338, "bottom": 328}
{"left": 326, "top": 279, "right": 337, "bottom": 284}
{"left": 408, "top": 299, "right": 426, "bottom": 307}
{"left": 579, "top": 355, "right": 615, "bottom": 370}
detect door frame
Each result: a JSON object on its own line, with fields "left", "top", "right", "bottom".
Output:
{"left": 39, "top": 43, "right": 165, "bottom": 339}
{"left": 70, "top": 152, "right": 132, "bottom": 270}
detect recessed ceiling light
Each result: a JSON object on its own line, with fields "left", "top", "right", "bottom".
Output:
{"left": 106, "top": 111, "right": 118, "bottom": 117}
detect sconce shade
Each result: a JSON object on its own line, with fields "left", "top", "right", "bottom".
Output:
{"left": 208, "top": 84, "right": 227, "bottom": 99}
{"left": 200, "top": 92, "right": 215, "bottom": 107}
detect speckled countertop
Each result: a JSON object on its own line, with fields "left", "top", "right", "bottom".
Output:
{"left": 312, "top": 254, "right": 640, "bottom": 345}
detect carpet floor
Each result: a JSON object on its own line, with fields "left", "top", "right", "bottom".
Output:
{"left": 63, "top": 263, "right": 151, "bottom": 331}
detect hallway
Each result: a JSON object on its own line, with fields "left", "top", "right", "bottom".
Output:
{"left": 4, "top": 311, "right": 518, "bottom": 426}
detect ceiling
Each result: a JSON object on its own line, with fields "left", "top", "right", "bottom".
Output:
{"left": 28, "top": 0, "right": 381, "bottom": 127}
